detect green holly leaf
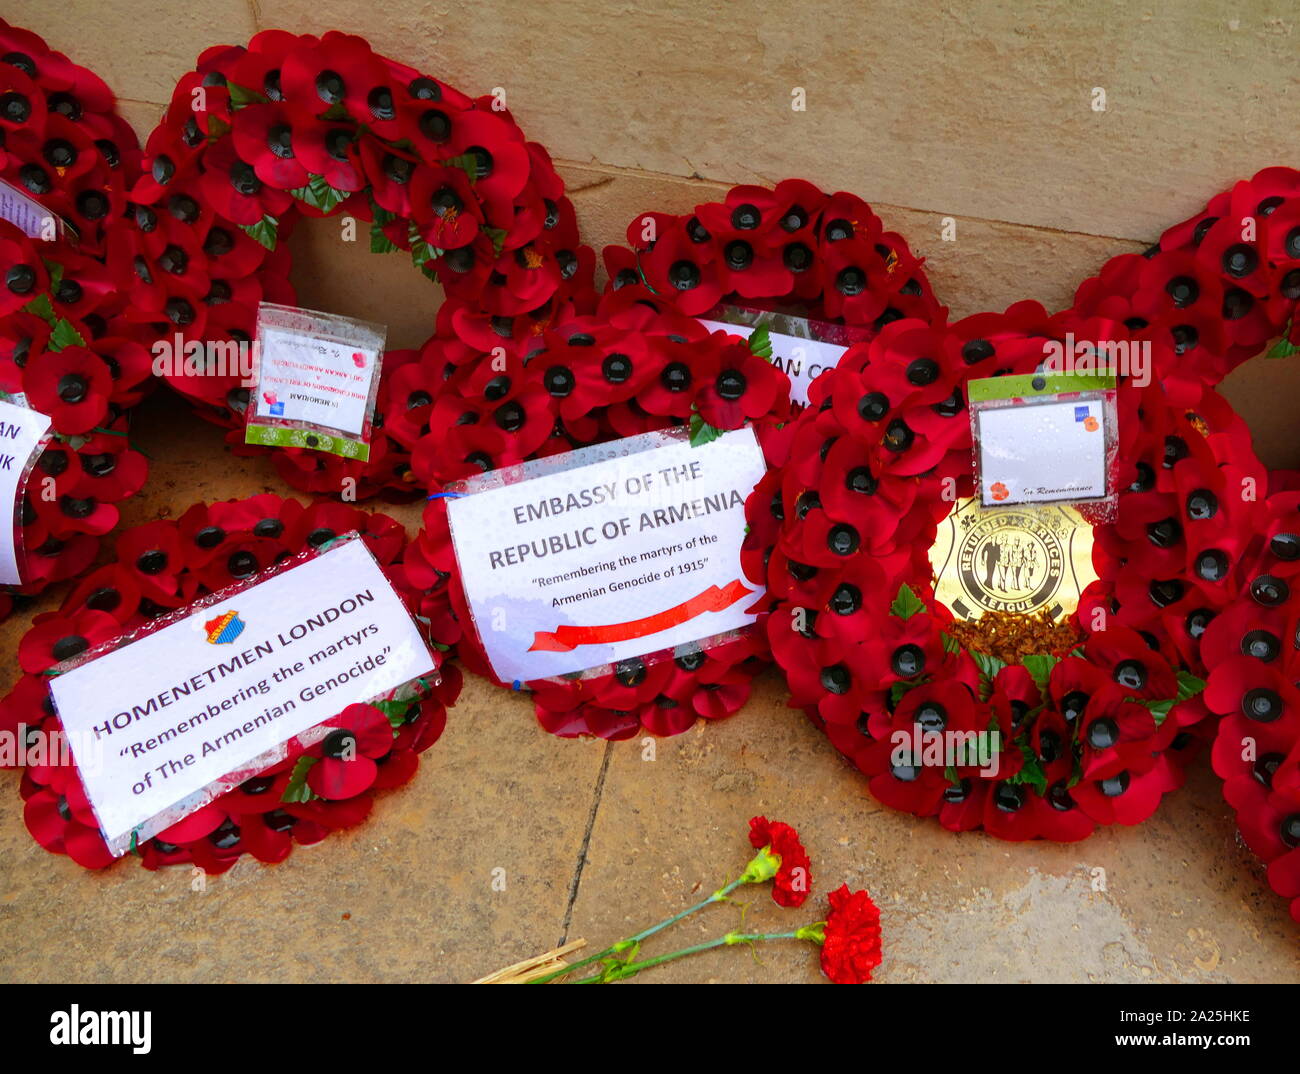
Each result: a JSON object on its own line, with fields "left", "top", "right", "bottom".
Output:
{"left": 1020, "top": 653, "right": 1058, "bottom": 694}
{"left": 748, "top": 323, "right": 773, "bottom": 360}
{"left": 49, "top": 318, "right": 87, "bottom": 352}
{"left": 688, "top": 410, "right": 725, "bottom": 448}
{"left": 289, "top": 173, "right": 348, "bottom": 214}
{"left": 281, "top": 756, "right": 319, "bottom": 803}
{"left": 889, "top": 583, "right": 925, "bottom": 620}
{"left": 240, "top": 214, "right": 278, "bottom": 251}
{"left": 226, "top": 81, "right": 269, "bottom": 109}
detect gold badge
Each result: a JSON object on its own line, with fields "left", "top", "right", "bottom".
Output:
{"left": 930, "top": 497, "right": 1098, "bottom": 621}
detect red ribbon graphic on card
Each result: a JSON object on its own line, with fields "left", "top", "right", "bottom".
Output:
{"left": 529, "top": 579, "right": 753, "bottom": 652}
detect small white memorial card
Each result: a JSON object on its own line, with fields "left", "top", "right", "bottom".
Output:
{"left": 246, "top": 302, "right": 386, "bottom": 460}
{"left": 446, "top": 427, "right": 769, "bottom": 684}
{"left": 50, "top": 537, "right": 435, "bottom": 855}
{"left": 976, "top": 398, "right": 1108, "bottom": 508}
{"left": 0, "top": 396, "right": 53, "bottom": 586}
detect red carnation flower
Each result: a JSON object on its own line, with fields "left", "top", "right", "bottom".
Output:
{"left": 819, "top": 883, "right": 883, "bottom": 984}
{"left": 748, "top": 815, "right": 812, "bottom": 907}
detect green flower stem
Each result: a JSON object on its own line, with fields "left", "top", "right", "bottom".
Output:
{"left": 580, "top": 930, "right": 805, "bottom": 983}
{"left": 528, "top": 875, "right": 751, "bottom": 984}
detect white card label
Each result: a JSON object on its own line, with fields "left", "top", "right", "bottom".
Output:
{"left": 0, "top": 178, "right": 58, "bottom": 239}
{"left": 447, "top": 428, "right": 768, "bottom": 683}
{"left": 50, "top": 539, "right": 434, "bottom": 854}
{"left": 252, "top": 324, "right": 378, "bottom": 437}
{"left": 697, "top": 307, "right": 867, "bottom": 409}
{"left": 977, "top": 399, "right": 1107, "bottom": 507}
{"left": 0, "top": 397, "right": 52, "bottom": 586}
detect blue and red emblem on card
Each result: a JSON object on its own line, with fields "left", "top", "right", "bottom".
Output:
{"left": 204, "top": 610, "right": 246, "bottom": 645}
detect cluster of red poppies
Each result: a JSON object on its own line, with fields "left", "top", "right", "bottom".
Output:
{"left": 602, "top": 178, "right": 946, "bottom": 328}
{"left": 1202, "top": 489, "right": 1300, "bottom": 922}
{"left": 121, "top": 30, "right": 592, "bottom": 456}
{"left": 0, "top": 26, "right": 150, "bottom": 616}
{"left": 744, "top": 166, "right": 1300, "bottom": 840}
{"left": 2, "top": 494, "right": 460, "bottom": 871}
{"left": 406, "top": 289, "right": 798, "bottom": 739}
{"left": 0, "top": 20, "right": 140, "bottom": 253}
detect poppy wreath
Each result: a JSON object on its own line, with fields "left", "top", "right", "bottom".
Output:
{"left": 403, "top": 286, "right": 802, "bottom": 740}
{"left": 0, "top": 493, "right": 461, "bottom": 872}
{"left": 741, "top": 166, "right": 1300, "bottom": 842}
{"left": 0, "top": 23, "right": 149, "bottom": 618}
{"left": 400, "top": 184, "right": 945, "bottom": 740}
{"left": 1202, "top": 483, "right": 1300, "bottom": 922}
{"left": 601, "top": 178, "right": 945, "bottom": 329}
{"left": 124, "top": 29, "right": 592, "bottom": 501}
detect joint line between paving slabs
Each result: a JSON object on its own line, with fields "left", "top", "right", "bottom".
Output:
{"left": 559, "top": 740, "right": 614, "bottom": 946}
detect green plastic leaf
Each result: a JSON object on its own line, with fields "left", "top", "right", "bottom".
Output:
{"left": 888, "top": 678, "right": 929, "bottom": 708}
{"left": 240, "top": 214, "right": 278, "bottom": 251}
{"left": 226, "top": 81, "right": 269, "bottom": 109}
{"left": 943, "top": 764, "right": 961, "bottom": 786}
{"left": 971, "top": 651, "right": 1006, "bottom": 702}
{"left": 281, "top": 756, "right": 319, "bottom": 803}
{"left": 289, "top": 173, "right": 348, "bottom": 214}
{"left": 1008, "top": 745, "right": 1048, "bottom": 795}
{"left": 889, "top": 583, "right": 926, "bottom": 620}
{"left": 370, "top": 219, "right": 399, "bottom": 254}
{"left": 1020, "top": 653, "right": 1058, "bottom": 694}
{"left": 941, "top": 632, "right": 961, "bottom": 654}
{"left": 1143, "top": 670, "right": 1206, "bottom": 726}
{"left": 1266, "top": 322, "right": 1298, "bottom": 358}
{"left": 408, "top": 220, "right": 444, "bottom": 271}
{"left": 1176, "top": 669, "right": 1206, "bottom": 701}
{"left": 688, "top": 410, "right": 725, "bottom": 448}
{"left": 205, "top": 115, "right": 231, "bottom": 141}
{"left": 22, "top": 293, "right": 56, "bottom": 325}
{"left": 482, "top": 225, "right": 507, "bottom": 257}
{"left": 49, "top": 318, "right": 87, "bottom": 353}
{"left": 372, "top": 698, "right": 414, "bottom": 730}
{"left": 748, "top": 323, "right": 773, "bottom": 360}
{"left": 320, "top": 102, "right": 351, "bottom": 122}
{"left": 445, "top": 152, "right": 479, "bottom": 183}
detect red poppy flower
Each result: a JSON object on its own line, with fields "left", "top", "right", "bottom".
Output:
{"left": 305, "top": 704, "right": 394, "bottom": 799}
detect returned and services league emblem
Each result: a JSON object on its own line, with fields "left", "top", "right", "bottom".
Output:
{"left": 929, "top": 497, "right": 1097, "bottom": 621}
{"left": 204, "top": 610, "right": 246, "bottom": 645}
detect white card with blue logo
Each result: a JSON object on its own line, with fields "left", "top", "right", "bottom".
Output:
{"left": 976, "top": 398, "right": 1107, "bottom": 507}
{"left": 49, "top": 538, "right": 434, "bottom": 855}
{"left": 0, "top": 396, "right": 53, "bottom": 586}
